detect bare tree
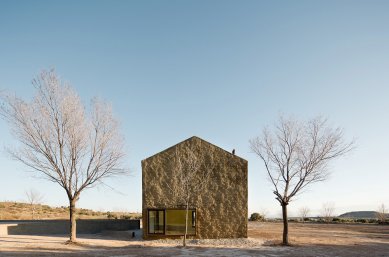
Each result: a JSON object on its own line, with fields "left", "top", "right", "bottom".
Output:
{"left": 250, "top": 115, "right": 353, "bottom": 245}
{"left": 25, "top": 189, "right": 44, "bottom": 219}
{"left": 376, "top": 203, "right": 387, "bottom": 223}
{"left": 166, "top": 145, "right": 214, "bottom": 247}
{"left": 0, "top": 70, "right": 127, "bottom": 242}
{"left": 299, "top": 206, "right": 310, "bottom": 222}
{"left": 259, "top": 208, "right": 269, "bottom": 221}
{"left": 321, "top": 202, "right": 335, "bottom": 223}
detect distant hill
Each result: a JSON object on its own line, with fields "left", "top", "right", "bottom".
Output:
{"left": 0, "top": 201, "right": 141, "bottom": 220}
{"left": 338, "top": 211, "right": 388, "bottom": 219}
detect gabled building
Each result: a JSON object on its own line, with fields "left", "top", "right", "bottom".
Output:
{"left": 142, "top": 136, "right": 248, "bottom": 239}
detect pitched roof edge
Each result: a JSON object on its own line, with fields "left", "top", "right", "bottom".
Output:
{"left": 142, "top": 136, "right": 247, "bottom": 163}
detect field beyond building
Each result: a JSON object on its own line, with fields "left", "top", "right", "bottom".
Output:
{"left": 0, "top": 202, "right": 141, "bottom": 220}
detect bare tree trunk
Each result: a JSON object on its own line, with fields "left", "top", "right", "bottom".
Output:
{"left": 69, "top": 199, "right": 77, "bottom": 242}
{"left": 183, "top": 202, "right": 189, "bottom": 247}
{"left": 281, "top": 203, "right": 289, "bottom": 245}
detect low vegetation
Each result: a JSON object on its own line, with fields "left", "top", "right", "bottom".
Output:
{"left": 249, "top": 212, "right": 389, "bottom": 225}
{"left": 0, "top": 201, "right": 141, "bottom": 220}
{"left": 249, "top": 212, "right": 265, "bottom": 222}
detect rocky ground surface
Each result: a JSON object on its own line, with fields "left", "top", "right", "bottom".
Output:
{"left": 0, "top": 222, "right": 388, "bottom": 256}
{"left": 148, "top": 237, "right": 264, "bottom": 248}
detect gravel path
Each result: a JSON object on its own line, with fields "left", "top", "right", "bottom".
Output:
{"left": 148, "top": 238, "right": 265, "bottom": 248}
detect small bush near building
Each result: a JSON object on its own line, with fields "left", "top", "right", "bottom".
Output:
{"left": 249, "top": 212, "right": 265, "bottom": 222}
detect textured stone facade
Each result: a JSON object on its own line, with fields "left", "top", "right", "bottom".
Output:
{"left": 142, "top": 136, "right": 248, "bottom": 239}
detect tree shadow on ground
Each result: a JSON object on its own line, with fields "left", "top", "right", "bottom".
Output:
{"left": 0, "top": 241, "right": 388, "bottom": 257}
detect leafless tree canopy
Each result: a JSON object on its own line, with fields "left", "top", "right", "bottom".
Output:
{"left": 166, "top": 145, "right": 214, "bottom": 246}
{"left": 1, "top": 70, "right": 127, "bottom": 200}
{"left": 321, "top": 202, "right": 335, "bottom": 222}
{"left": 250, "top": 116, "right": 353, "bottom": 206}
{"left": 26, "top": 189, "right": 44, "bottom": 205}
{"left": 167, "top": 146, "right": 214, "bottom": 205}
{"left": 25, "top": 189, "right": 44, "bottom": 219}
{"left": 0, "top": 70, "right": 128, "bottom": 241}
{"left": 250, "top": 115, "right": 353, "bottom": 245}
{"left": 299, "top": 206, "right": 310, "bottom": 221}
{"left": 376, "top": 203, "right": 387, "bottom": 222}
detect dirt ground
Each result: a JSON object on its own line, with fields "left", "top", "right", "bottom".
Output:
{"left": 0, "top": 222, "right": 388, "bottom": 256}
{"left": 249, "top": 222, "right": 389, "bottom": 256}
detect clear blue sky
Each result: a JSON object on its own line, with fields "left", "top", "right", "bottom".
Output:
{"left": 0, "top": 0, "right": 388, "bottom": 217}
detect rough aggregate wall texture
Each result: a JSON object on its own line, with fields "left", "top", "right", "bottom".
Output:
{"left": 142, "top": 137, "right": 248, "bottom": 239}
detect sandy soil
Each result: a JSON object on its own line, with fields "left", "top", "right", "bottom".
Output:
{"left": 249, "top": 222, "right": 389, "bottom": 256}
{"left": 0, "top": 222, "right": 388, "bottom": 256}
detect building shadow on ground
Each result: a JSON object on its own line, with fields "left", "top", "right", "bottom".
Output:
{"left": 0, "top": 241, "right": 388, "bottom": 257}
